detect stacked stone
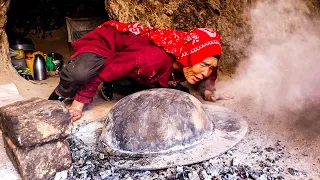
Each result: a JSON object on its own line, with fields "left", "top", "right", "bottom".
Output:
{"left": 0, "top": 97, "right": 73, "bottom": 180}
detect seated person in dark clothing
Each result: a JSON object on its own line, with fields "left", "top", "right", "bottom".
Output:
{"left": 48, "top": 20, "right": 233, "bottom": 121}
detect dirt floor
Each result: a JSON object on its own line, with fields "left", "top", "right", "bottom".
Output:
{"left": 0, "top": 75, "right": 319, "bottom": 179}
{"left": 0, "top": 76, "right": 118, "bottom": 180}
{"left": 201, "top": 87, "right": 320, "bottom": 179}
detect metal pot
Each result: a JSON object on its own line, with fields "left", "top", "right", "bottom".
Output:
{"left": 47, "top": 52, "right": 63, "bottom": 71}
{"left": 9, "top": 37, "right": 34, "bottom": 51}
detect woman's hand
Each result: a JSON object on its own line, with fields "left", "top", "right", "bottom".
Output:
{"left": 69, "top": 100, "right": 85, "bottom": 121}
{"left": 204, "top": 90, "right": 234, "bottom": 102}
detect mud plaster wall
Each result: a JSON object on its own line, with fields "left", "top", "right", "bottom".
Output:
{"left": 105, "top": 0, "right": 320, "bottom": 78}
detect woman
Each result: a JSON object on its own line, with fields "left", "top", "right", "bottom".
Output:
{"left": 48, "top": 20, "right": 233, "bottom": 121}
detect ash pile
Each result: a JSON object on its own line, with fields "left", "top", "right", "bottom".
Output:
{"left": 56, "top": 134, "right": 307, "bottom": 180}
{"left": 54, "top": 89, "right": 309, "bottom": 180}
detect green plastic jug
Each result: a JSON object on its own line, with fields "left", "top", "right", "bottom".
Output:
{"left": 46, "top": 56, "right": 55, "bottom": 71}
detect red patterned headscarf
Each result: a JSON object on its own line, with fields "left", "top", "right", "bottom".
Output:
{"left": 98, "top": 20, "right": 221, "bottom": 67}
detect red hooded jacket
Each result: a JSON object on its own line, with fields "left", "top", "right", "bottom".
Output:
{"left": 70, "top": 26, "right": 217, "bottom": 103}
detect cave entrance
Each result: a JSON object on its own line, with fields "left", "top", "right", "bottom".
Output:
{"left": 5, "top": 0, "right": 108, "bottom": 83}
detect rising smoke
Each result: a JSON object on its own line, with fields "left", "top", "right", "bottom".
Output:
{"left": 221, "top": 0, "right": 320, "bottom": 113}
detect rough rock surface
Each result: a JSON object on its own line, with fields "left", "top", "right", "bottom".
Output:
{"left": 0, "top": 0, "right": 9, "bottom": 28}
{"left": 104, "top": 0, "right": 250, "bottom": 76}
{"left": 0, "top": 97, "right": 71, "bottom": 147}
{"left": 0, "top": 0, "right": 24, "bottom": 85}
{"left": 3, "top": 134, "right": 72, "bottom": 180}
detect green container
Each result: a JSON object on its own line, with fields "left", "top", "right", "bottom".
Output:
{"left": 46, "top": 56, "right": 55, "bottom": 71}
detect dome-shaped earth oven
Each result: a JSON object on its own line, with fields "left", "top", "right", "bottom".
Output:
{"left": 99, "top": 88, "right": 248, "bottom": 170}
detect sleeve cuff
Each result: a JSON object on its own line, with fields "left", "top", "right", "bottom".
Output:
{"left": 74, "top": 93, "right": 93, "bottom": 104}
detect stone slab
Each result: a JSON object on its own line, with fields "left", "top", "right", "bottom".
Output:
{"left": 0, "top": 97, "right": 72, "bottom": 147}
{"left": 3, "top": 134, "right": 72, "bottom": 180}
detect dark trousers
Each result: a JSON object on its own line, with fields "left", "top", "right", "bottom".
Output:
{"left": 57, "top": 52, "right": 150, "bottom": 98}
{"left": 57, "top": 53, "right": 106, "bottom": 98}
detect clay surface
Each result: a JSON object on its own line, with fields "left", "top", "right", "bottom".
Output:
{"left": 100, "top": 88, "right": 213, "bottom": 154}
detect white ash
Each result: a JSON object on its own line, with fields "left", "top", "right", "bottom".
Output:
{"left": 50, "top": 134, "right": 310, "bottom": 180}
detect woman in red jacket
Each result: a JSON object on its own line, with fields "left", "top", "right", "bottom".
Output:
{"left": 48, "top": 20, "right": 233, "bottom": 121}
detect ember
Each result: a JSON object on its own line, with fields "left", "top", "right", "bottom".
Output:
{"left": 52, "top": 89, "right": 310, "bottom": 179}
{"left": 57, "top": 134, "right": 297, "bottom": 180}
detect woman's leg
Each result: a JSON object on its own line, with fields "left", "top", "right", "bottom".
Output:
{"left": 48, "top": 53, "right": 106, "bottom": 100}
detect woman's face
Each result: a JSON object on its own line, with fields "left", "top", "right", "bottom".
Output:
{"left": 183, "top": 56, "right": 218, "bottom": 84}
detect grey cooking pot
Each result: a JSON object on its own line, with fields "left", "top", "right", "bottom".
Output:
{"left": 9, "top": 37, "right": 34, "bottom": 51}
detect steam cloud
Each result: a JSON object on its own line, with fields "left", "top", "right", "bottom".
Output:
{"left": 221, "top": 0, "right": 320, "bottom": 113}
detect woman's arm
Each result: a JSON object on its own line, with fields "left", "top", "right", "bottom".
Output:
{"left": 69, "top": 75, "right": 103, "bottom": 121}
{"left": 199, "top": 68, "right": 233, "bottom": 102}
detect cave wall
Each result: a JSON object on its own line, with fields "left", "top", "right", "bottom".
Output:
{"left": 105, "top": 0, "right": 320, "bottom": 77}
{"left": 0, "top": 0, "right": 55, "bottom": 98}
{"left": 104, "top": 0, "right": 253, "bottom": 76}
{"left": 0, "top": 0, "right": 22, "bottom": 84}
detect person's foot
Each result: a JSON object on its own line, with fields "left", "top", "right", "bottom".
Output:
{"left": 48, "top": 89, "right": 65, "bottom": 102}
{"left": 101, "top": 82, "right": 114, "bottom": 101}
